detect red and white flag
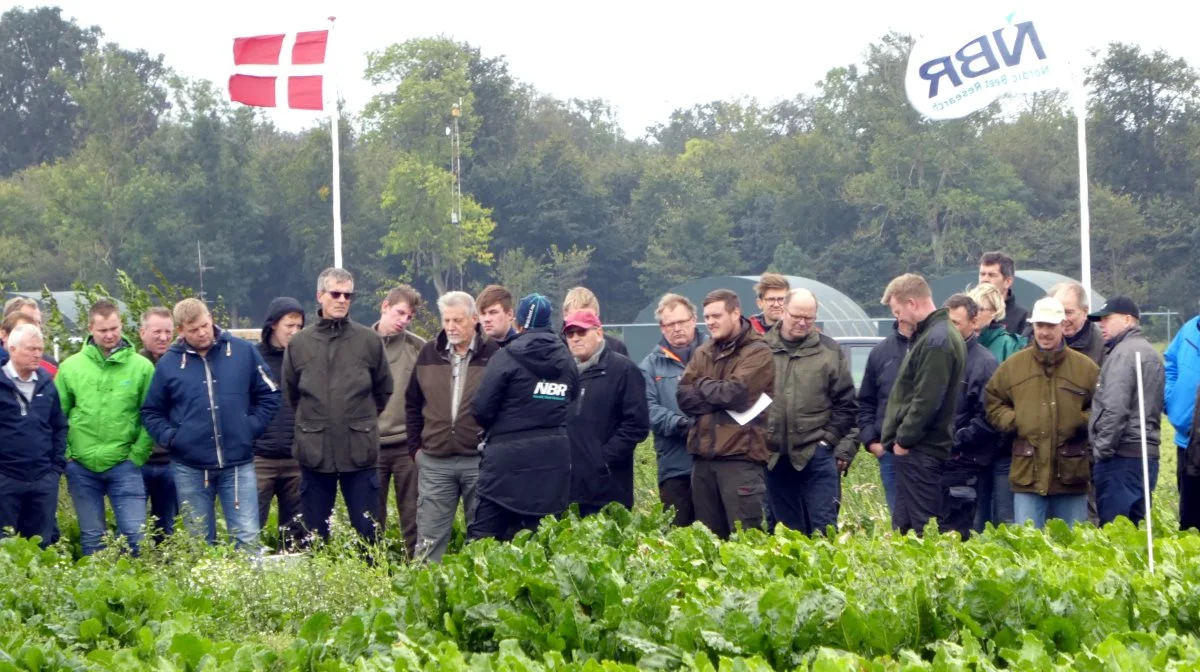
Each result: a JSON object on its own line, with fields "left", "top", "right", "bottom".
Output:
{"left": 229, "top": 30, "right": 328, "bottom": 110}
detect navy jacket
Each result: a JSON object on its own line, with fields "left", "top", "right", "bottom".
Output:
{"left": 254, "top": 297, "right": 305, "bottom": 460}
{"left": 472, "top": 329, "right": 579, "bottom": 516}
{"left": 141, "top": 328, "right": 282, "bottom": 470}
{"left": 950, "top": 334, "right": 1001, "bottom": 466}
{"left": 568, "top": 345, "right": 650, "bottom": 509}
{"left": 856, "top": 323, "right": 911, "bottom": 448}
{"left": 0, "top": 348, "right": 68, "bottom": 481}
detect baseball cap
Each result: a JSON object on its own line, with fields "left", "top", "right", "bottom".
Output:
{"left": 1030, "top": 297, "right": 1066, "bottom": 325}
{"left": 562, "top": 311, "right": 602, "bottom": 332}
{"left": 1088, "top": 296, "right": 1140, "bottom": 321}
{"left": 516, "top": 293, "right": 552, "bottom": 330}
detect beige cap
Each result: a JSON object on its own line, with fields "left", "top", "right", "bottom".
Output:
{"left": 1030, "top": 297, "right": 1066, "bottom": 325}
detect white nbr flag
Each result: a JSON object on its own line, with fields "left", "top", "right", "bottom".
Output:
{"left": 904, "top": 9, "right": 1072, "bottom": 120}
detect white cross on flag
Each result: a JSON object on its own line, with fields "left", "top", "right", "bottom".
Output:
{"left": 228, "top": 30, "right": 328, "bottom": 110}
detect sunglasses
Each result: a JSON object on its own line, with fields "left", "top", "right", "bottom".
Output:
{"left": 327, "top": 291, "right": 355, "bottom": 301}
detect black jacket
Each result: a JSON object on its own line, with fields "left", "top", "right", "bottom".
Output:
{"left": 1066, "top": 321, "right": 1106, "bottom": 367}
{"left": 0, "top": 348, "right": 67, "bottom": 481}
{"left": 567, "top": 345, "right": 650, "bottom": 510}
{"left": 254, "top": 298, "right": 305, "bottom": 460}
{"left": 950, "top": 334, "right": 1001, "bottom": 466}
{"left": 1003, "top": 290, "right": 1030, "bottom": 337}
{"left": 472, "top": 329, "right": 579, "bottom": 516}
{"left": 856, "top": 322, "right": 911, "bottom": 447}
{"left": 282, "top": 312, "right": 393, "bottom": 473}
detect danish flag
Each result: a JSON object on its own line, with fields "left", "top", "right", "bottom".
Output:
{"left": 228, "top": 30, "right": 328, "bottom": 110}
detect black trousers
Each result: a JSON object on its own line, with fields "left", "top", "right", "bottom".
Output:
{"left": 940, "top": 462, "right": 984, "bottom": 539}
{"left": 0, "top": 471, "right": 59, "bottom": 548}
{"left": 659, "top": 475, "right": 695, "bottom": 527}
{"left": 468, "top": 496, "right": 544, "bottom": 542}
{"left": 691, "top": 458, "right": 764, "bottom": 539}
{"left": 893, "top": 450, "right": 945, "bottom": 536}
{"left": 1179, "top": 448, "right": 1200, "bottom": 531}
{"left": 300, "top": 468, "right": 380, "bottom": 543}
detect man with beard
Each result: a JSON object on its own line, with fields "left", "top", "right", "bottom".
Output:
{"left": 678, "top": 289, "right": 774, "bottom": 539}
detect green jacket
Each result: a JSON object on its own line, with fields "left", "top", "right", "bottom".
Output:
{"left": 880, "top": 309, "right": 967, "bottom": 459}
{"left": 55, "top": 338, "right": 156, "bottom": 472}
{"left": 978, "top": 323, "right": 1026, "bottom": 363}
{"left": 763, "top": 327, "right": 857, "bottom": 471}
{"left": 282, "top": 313, "right": 393, "bottom": 473}
{"left": 985, "top": 345, "right": 1099, "bottom": 496}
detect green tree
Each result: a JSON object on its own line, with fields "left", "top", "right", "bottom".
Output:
{"left": 380, "top": 154, "right": 494, "bottom": 296}
{"left": 1088, "top": 43, "right": 1200, "bottom": 199}
{"left": 0, "top": 7, "right": 99, "bottom": 175}
{"left": 363, "top": 37, "right": 476, "bottom": 165}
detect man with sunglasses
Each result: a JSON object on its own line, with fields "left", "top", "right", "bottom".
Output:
{"left": 283, "top": 268, "right": 393, "bottom": 544}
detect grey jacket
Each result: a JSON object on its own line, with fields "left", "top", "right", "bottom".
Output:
{"left": 1088, "top": 326, "right": 1164, "bottom": 460}
{"left": 640, "top": 341, "right": 698, "bottom": 484}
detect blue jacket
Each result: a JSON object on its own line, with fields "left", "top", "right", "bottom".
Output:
{"left": 141, "top": 328, "right": 282, "bottom": 470}
{"left": 1166, "top": 316, "right": 1200, "bottom": 448}
{"left": 639, "top": 335, "right": 706, "bottom": 485}
{"left": 0, "top": 347, "right": 68, "bottom": 481}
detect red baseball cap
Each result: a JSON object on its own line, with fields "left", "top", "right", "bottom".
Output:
{"left": 562, "top": 311, "right": 602, "bottom": 332}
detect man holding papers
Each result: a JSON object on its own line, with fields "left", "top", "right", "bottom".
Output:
{"left": 762, "top": 288, "right": 857, "bottom": 536}
{"left": 880, "top": 274, "right": 966, "bottom": 536}
{"left": 677, "top": 289, "right": 774, "bottom": 539}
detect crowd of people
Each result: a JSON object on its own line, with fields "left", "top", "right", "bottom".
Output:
{"left": 1, "top": 250, "right": 1198, "bottom": 559}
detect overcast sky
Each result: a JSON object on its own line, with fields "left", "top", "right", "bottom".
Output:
{"left": 8, "top": 1, "right": 1200, "bottom": 136}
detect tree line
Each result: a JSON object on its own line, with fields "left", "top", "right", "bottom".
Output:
{"left": 1, "top": 7, "right": 1198, "bottom": 328}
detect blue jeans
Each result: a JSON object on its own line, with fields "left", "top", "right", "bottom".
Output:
{"left": 66, "top": 459, "right": 146, "bottom": 555}
{"left": 1094, "top": 456, "right": 1159, "bottom": 526}
{"left": 974, "top": 457, "right": 1016, "bottom": 531}
{"left": 172, "top": 462, "right": 260, "bottom": 550}
{"left": 1013, "top": 492, "right": 1088, "bottom": 529}
{"left": 767, "top": 446, "right": 840, "bottom": 536}
{"left": 142, "top": 463, "right": 178, "bottom": 536}
{"left": 877, "top": 451, "right": 897, "bottom": 526}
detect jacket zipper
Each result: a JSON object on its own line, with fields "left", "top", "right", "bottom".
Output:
{"left": 200, "top": 354, "right": 224, "bottom": 468}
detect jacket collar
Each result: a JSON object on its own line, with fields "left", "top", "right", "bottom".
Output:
{"left": 914, "top": 308, "right": 948, "bottom": 338}
{"left": 713, "top": 317, "right": 757, "bottom": 359}
{"left": 84, "top": 335, "right": 133, "bottom": 362}
{"left": 316, "top": 309, "right": 350, "bottom": 334}
{"left": 1105, "top": 324, "right": 1141, "bottom": 352}
{"left": 434, "top": 323, "right": 487, "bottom": 360}
{"left": 169, "top": 326, "right": 231, "bottom": 357}
{"left": 657, "top": 331, "right": 706, "bottom": 364}
{"left": 763, "top": 323, "right": 820, "bottom": 354}
{"left": 373, "top": 322, "right": 422, "bottom": 348}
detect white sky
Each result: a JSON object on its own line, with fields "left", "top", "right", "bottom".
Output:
{"left": 7, "top": 1, "right": 1200, "bottom": 136}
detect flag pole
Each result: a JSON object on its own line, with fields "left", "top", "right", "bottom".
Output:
{"left": 328, "top": 15, "right": 343, "bottom": 269}
{"left": 1135, "top": 351, "right": 1155, "bottom": 574}
{"left": 1074, "top": 89, "right": 1092, "bottom": 308}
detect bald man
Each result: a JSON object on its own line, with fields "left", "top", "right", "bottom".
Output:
{"left": 762, "top": 289, "right": 857, "bottom": 535}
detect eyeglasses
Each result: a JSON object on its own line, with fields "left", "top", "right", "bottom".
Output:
{"left": 327, "top": 291, "right": 355, "bottom": 301}
{"left": 660, "top": 319, "right": 694, "bottom": 331}
{"left": 788, "top": 314, "right": 817, "bottom": 324}
{"left": 763, "top": 297, "right": 787, "bottom": 305}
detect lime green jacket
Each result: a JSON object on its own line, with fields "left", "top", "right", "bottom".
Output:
{"left": 55, "top": 338, "right": 156, "bottom": 472}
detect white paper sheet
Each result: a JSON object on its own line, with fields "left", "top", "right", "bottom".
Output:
{"left": 727, "top": 393, "right": 772, "bottom": 425}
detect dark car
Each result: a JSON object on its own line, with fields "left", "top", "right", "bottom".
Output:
{"left": 836, "top": 336, "right": 884, "bottom": 393}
